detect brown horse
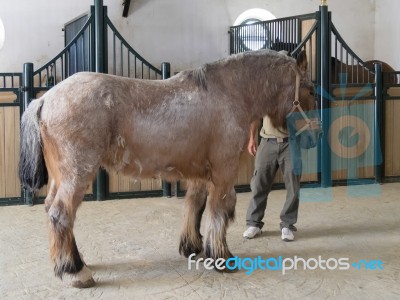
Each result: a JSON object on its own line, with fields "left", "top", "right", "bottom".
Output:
{"left": 331, "top": 57, "right": 397, "bottom": 84}
{"left": 19, "top": 49, "right": 315, "bottom": 287}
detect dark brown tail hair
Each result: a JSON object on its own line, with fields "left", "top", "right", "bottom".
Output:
{"left": 19, "top": 98, "right": 48, "bottom": 192}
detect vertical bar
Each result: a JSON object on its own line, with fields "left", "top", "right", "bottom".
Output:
{"left": 45, "top": 68, "right": 49, "bottom": 87}
{"left": 128, "top": 51, "right": 131, "bottom": 77}
{"left": 103, "top": 7, "right": 109, "bottom": 74}
{"left": 345, "top": 51, "right": 349, "bottom": 83}
{"left": 95, "top": 0, "right": 104, "bottom": 73}
{"left": 113, "top": 33, "right": 116, "bottom": 75}
{"left": 95, "top": 0, "right": 107, "bottom": 200}
{"left": 340, "top": 44, "right": 343, "bottom": 82}
{"left": 229, "top": 28, "right": 232, "bottom": 55}
{"left": 22, "top": 62, "right": 34, "bottom": 205}
{"left": 308, "top": 37, "right": 312, "bottom": 79}
{"left": 61, "top": 55, "right": 64, "bottom": 80}
{"left": 333, "top": 36, "right": 336, "bottom": 81}
{"left": 161, "top": 62, "right": 172, "bottom": 197}
{"left": 82, "top": 33, "right": 86, "bottom": 71}
{"left": 291, "top": 19, "right": 295, "bottom": 51}
{"left": 38, "top": 72, "right": 42, "bottom": 88}
{"left": 120, "top": 41, "right": 123, "bottom": 76}
{"left": 74, "top": 43, "right": 78, "bottom": 74}
{"left": 90, "top": 7, "right": 96, "bottom": 72}
{"left": 374, "top": 63, "right": 383, "bottom": 183}
{"left": 320, "top": 4, "right": 332, "bottom": 187}
{"left": 233, "top": 27, "right": 236, "bottom": 53}
{"left": 134, "top": 56, "right": 137, "bottom": 78}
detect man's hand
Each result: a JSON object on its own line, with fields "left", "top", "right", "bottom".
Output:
{"left": 248, "top": 120, "right": 260, "bottom": 157}
{"left": 248, "top": 139, "right": 257, "bottom": 156}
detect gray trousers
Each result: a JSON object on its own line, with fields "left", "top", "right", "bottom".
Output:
{"left": 246, "top": 138, "right": 301, "bottom": 229}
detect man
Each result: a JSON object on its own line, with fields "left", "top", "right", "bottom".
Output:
{"left": 243, "top": 114, "right": 301, "bottom": 242}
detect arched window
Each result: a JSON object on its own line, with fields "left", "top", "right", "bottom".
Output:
{"left": 234, "top": 8, "right": 276, "bottom": 51}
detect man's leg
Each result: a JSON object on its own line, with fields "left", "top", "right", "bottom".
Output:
{"left": 278, "top": 143, "right": 301, "bottom": 230}
{"left": 246, "top": 138, "right": 279, "bottom": 229}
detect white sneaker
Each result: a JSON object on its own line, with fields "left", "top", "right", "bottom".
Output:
{"left": 281, "top": 227, "right": 294, "bottom": 241}
{"left": 243, "top": 226, "right": 262, "bottom": 239}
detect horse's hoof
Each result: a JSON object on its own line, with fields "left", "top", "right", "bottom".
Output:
{"left": 68, "top": 265, "right": 94, "bottom": 288}
{"left": 179, "top": 236, "right": 203, "bottom": 258}
{"left": 71, "top": 277, "right": 95, "bottom": 288}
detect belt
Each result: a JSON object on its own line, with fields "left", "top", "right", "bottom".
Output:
{"left": 265, "top": 137, "right": 289, "bottom": 143}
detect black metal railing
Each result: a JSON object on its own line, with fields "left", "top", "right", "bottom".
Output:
{"left": 330, "top": 23, "right": 374, "bottom": 88}
{"left": 105, "top": 16, "right": 162, "bottom": 79}
{"left": 0, "top": 73, "right": 22, "bottom": 107}
{"left": 229, "top": 13, "right": 316, "bottom": 55}
{"left": 32, "top": 14, "right": 95, "bottom": 97}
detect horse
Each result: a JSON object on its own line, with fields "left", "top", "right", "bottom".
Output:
{"left": 331, "top": 57, "right": 398, "bottom": 84}
{"left": 19, "top": 49, "right": 316, "bottom": 288}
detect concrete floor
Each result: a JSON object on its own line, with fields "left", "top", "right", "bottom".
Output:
{"left": 0, "top": 183, "right": 400, "bottom": 299}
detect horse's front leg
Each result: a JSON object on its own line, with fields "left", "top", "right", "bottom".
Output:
{"left": 179, "top": 180, "right": 208, "bottom": 257}
{"left": 47, "top": 180, "right": 94, "bottom": 288}
{"left": 204, "top": 181, "right": 237, "bottom": 271}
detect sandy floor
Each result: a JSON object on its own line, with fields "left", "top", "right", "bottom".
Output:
{"left": 0, "top": 183, "right": 400, "bottom": 299}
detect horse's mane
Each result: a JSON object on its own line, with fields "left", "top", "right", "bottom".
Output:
{"left": 183, "top": 49, "right": 293, "bottom": 90}
{"left": 188, "top": 67, "right": 207, "bottom": 90}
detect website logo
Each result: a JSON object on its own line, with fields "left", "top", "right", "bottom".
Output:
{"left": 188, "top": 254, "right": 384, "bottom": 275}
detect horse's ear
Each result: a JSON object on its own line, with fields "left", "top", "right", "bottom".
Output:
{"left": 296, "top": 50, "right": 308, "bottom": 73}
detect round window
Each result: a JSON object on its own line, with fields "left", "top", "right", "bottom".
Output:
{"left": 239, "top": 19, "right": 268, "bottom": 51}
{"left": 234, "top": 9, "right": 276, "bottom": 51}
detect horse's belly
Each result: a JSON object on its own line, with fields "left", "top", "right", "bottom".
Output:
{"left": 105, "top": 147, "right": 210, "bottom": 181}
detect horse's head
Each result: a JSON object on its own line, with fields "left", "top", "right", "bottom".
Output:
{"left": 286, "top": 50, "right": 322, "bottom": 149}
{"left": 294, "top": 50, "right": 316, "bottom": 111}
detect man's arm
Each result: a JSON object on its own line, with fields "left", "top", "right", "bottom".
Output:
{"left": 248, "top": 120, "right": 260, "bottom": 156}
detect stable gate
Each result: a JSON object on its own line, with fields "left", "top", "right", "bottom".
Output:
{"left": 0, "top": 73, "right": 23, "bottom": 205}
{"left": 0, "top": 0, "right": 170, "bottom": 205}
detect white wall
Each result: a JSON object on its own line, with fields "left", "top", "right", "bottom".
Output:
{"left": 0, "top": 0, "right": 397, "bottom": 74}
{"left": 0, "top": 0, "right": 93, "bottom": 72}
{"left": 105, "top": 0, "right": 378, "bottom": 73}
{"left": 375, "top": 0, "right": 400, "bottom": 70}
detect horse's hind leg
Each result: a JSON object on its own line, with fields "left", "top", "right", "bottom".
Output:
{"left": 179, "top": 180, "right": 207, "bottom": 257}
{"left": 44, "top": 179, "right": 57, "bottom": 212}
{"left": 48, "top": 179, "right": 94, "bottom": 288}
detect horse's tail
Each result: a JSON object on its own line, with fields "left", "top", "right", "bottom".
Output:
{"left": 19, "top": 98, "right": 48, "bottom": 192}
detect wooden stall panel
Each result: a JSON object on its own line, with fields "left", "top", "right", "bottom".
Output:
{"left": 385, "top": 98, "right": 400, "bottom": 176}
{"left": 108, "top": 172, "right": 162, "bottom": 193}
{"left": 236, "top": 152, "right": 254, "bottom": 185}
{"left": 330, "top": 99, "right": 375, "bottom": 181}
{"left": 0, "top": 108, "right": 5, "bottom": 198}
{"left": 301, "top": 147, "right": 319, "bottom": 182}
{"left": 0, "top": 107, "right": 21, "bottom": 198}
{"left": 0, "top": 92, "right": 17, "bottom": 104}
